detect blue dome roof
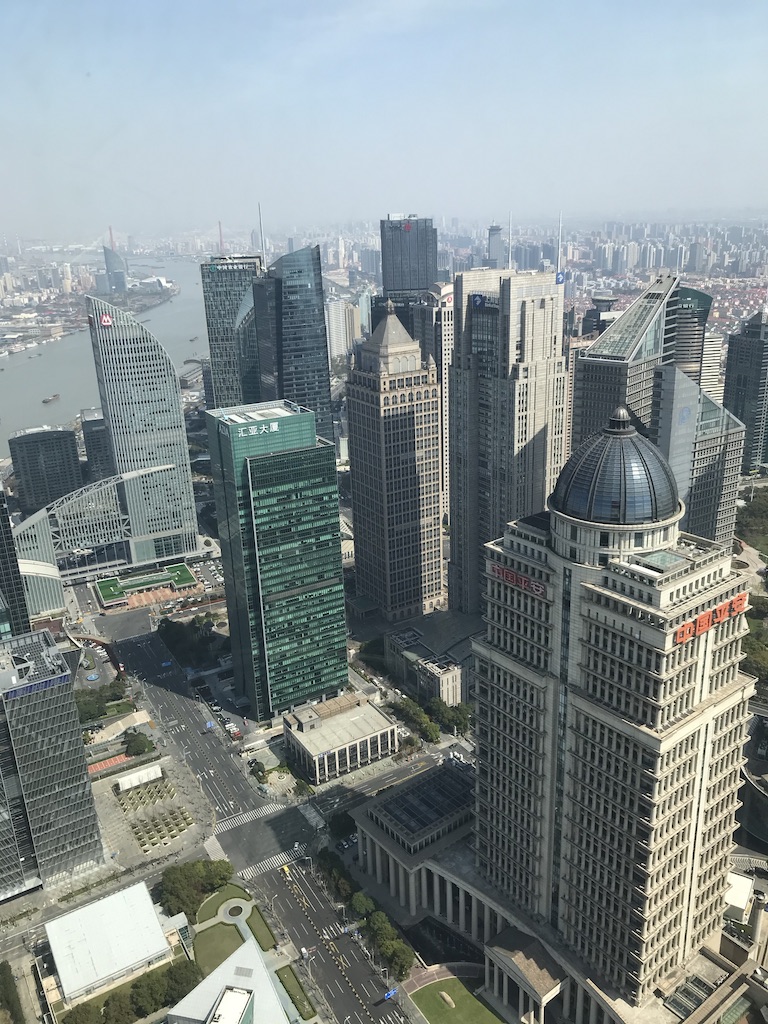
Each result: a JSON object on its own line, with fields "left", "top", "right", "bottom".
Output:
{"left": 550, "top": 407, "right": 679, "bottom": 525}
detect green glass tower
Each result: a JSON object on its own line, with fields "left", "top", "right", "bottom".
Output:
{"left": 207, "top": 401, "right": 347, "bottom": 720}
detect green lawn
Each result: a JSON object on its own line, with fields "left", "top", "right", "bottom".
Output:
{"left": 194, "top": 923, "right": 244, "bottom": 976}
{"left": 276, "top": 965, "right": 315, "bottom": 1021}
{"left": 247, "top": 906, "right": 276, "bottom": 951}
{"left": 196, "top": 884, "right": 251, "bottom": 923}
{"left": 411, "top": 978, "right": 505, "bottom": 1024}
{"left": 96, "top": 564, "right": 196, "bottom": 604}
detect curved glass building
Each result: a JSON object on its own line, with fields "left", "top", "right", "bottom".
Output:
{"left": 87, "top": 297, "right": 197, "bottom": 562}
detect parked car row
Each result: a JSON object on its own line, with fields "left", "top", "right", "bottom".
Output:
{"left": 335, "top": 833, "right": 358, "bottom": 853}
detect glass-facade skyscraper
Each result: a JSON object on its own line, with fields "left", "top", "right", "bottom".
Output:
{"left": 200, "top": 255, "right": 264, "bottom": 409}
{"left": 207, "top": 401, "right": 347, "bottom": 720}
{"left": 0, "top": 487, "right": 30, "bottom": 638}
{"left": 0, "top": 630, "right": 103, "bottom": 900}
{"left": 253, "top": 246, "right": 334, "bottom": 442}
{"left": 87, "top": 297, "right": 197, "bottom": 562}
{"left": 723, "top": 309, "right": 768, "bottom": 474}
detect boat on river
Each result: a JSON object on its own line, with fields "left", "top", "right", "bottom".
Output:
{"left": 42, "top": 393, "right": 60, "bottom": 404}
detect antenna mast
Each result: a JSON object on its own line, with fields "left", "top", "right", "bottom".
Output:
{"left": 507, "top": 211, "right": 512, "bottom": 270}
{"left": 556, "top": 211, "right": 562, "bottom": 274}
{"left": 258, "top": 203, "right": 266, "bottom": 264}
{"left": 218, "top": 221, "right": 224, "bottom": 254}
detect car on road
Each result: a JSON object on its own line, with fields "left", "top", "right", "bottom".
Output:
{"left": 210, "top": 703, "right": 222, "bottom": 712}
{"left": 335, "top": 841, "right": 345, "bottom": 852}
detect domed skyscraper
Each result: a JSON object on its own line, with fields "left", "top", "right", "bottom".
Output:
{"left": 468, "top": 406, "right": 755, "bottom": 1016}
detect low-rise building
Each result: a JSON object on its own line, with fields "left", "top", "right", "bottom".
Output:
{"left": 44, "top": 882, "right": 174, "bottom": 1005}
{"left": 283, "top": 693, "right": 397, "bottom": 785}
{"left": 416, "top": 655, "right": 462, "bottom": 706}
{"left": 383, "top": 609, "right": 483, "bottom": 705}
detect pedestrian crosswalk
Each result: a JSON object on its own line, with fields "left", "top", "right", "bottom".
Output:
{"left": 320, "top": 921, "right": 351, "bottom": 940}
{"left": 299, "top": 803, "right": 325, "bottom": 830}
{"left": 204, "top": 835, "right": 227, "bottom": 861}
{"left": 214, "top": 804, "right": 279, "bottom": 834}
{"left": 239, "top": 842, "right": 308, "bottom": 879}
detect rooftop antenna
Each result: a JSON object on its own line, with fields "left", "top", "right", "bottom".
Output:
{"left": 218, "top": 220, "right": 224, "bottom": 255}
{"left": 258, "top": 203, "right": 266, "bottom": 264}
{"left": 556, "top": 211, "right": 562, "bottom": 274}
{"left": 507, "top": 211, "right": 512, "bottom": 270}
{"left": 109, "top": 225, "right": 116, "bottom": 251}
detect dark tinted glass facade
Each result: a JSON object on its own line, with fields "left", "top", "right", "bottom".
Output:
{"left": 380, "top": 216, "right": 438, "bottom": 300}
{"left": 0, "top": 488, "right": 29, "bottom": 637}
{"left": 257, "top": 246, "right": 333, "bottom": 442}
{"left": 201, "top": 256, "right": 264, "bottom": 409}
{"left": 9, "top": 427, "right": 82, "bottom": 513}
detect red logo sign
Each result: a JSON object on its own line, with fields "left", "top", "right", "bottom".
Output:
{"left": 674, "top": 592, "right": 748, "bottom": 645}
{"left": 403, "top": 221, "right": 412, "bottom": 232}
{"left": 100, "top": 314, "right": 113, "bottom": 327}
{"left": 490, "top": 562, "right": 546, "bottom": 598}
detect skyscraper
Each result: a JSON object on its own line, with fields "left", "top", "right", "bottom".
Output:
{"left": 411, "top": 283, "right": 454, "bottom": 521}
{"left": 0, "top": 487, "right": 30, "bottom": 637}
{"left": 87, "top": 297, "right": 197, "bottom": 562}
{"left": 102, "top": 246, "right": 127, "bottom": 293}
{"left": 347, "top": 304, "right": 444, "bottom": 621}
{"left": 571, "top": 274, "right": 679, "bottom": 447}
{"left": 0, "top": 629, "right": 103, "bottom": 900}
{"left": 201, "top": 255, "right": 264, "bottom": 409}
{"left": 449, "top": 269, "right": 567, "bottom": 614}
{"left": 723, "top": 308, "right": 768, "bottom": 473}
{"left": 9, "top": 426, "right": 82, "bottom": 513}
{"left": 571, "top": 275, "right": 744, "bottom": 543}
{"left": 252, "top": 245, "right": 334, "bottom": 441}
{"left": 380, "top": 215, "right": 438, "bottom": 300}
{"left": 207, "top": 401, "right": 347, "bottom": 720}
{"left": 473, "top": 408, "right": 753, "bottom": 1005}
{"left": 81, "top": 408, "right": 116, "bottom": 481}
{"left": 487, "top": 224, "right": 504, "bottom": 269}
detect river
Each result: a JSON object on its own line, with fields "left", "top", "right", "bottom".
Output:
{"left": 0, "top": 259, "right": 209, "bottom": 458}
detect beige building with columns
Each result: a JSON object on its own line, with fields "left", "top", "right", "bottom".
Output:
{"left": 351, "top": 408, "right": 756, "bottom": 1024}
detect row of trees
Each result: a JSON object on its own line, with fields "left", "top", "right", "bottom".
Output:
{"left": 316, "top": 849, "right": 414, "bottom": 980}
{"left": 63, "top": 960, "right": 202, "bottom": 1024}
{"left": 421, "top": 697, "right": 472, "bottom": 736}
{"left": 0, "top": 961, "right": 24, "bottom": 1024}
{"left": 75, "top": 680, "right": 128, "bottom": 724}
{"left": 744, "top": 594, "right": 768, "bottom": 698}
{"left": 158, "top": 858, "right": 233, "bottom": 921}
{"left": 391, "top": 697, "right": 441, "bottom": 743}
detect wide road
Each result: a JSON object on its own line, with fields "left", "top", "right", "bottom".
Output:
{"left": 252, "top": 865, "right": 408, "bottom": 1024}
{"left": 113, "top": 633, "right": 318, "bottom": 872}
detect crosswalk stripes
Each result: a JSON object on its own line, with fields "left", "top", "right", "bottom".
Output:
{"left": 214, "top": 804, "right": 280, "bottom": 835}
{"left": 298, "top": 803, "right": 325, "bottom": 830}
{"left": 239, "top": 842, "right": 307, "bottom": 880}
{"left": 204, "top": 835, "right": 227, "bottom": 861}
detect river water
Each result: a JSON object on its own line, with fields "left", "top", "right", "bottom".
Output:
{"left": 0, "top": 259, "right": 209, "bottom": 458}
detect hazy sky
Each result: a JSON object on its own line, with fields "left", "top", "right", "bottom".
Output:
{"left": 2, "top": 0, "right": 767, "bottom": 240}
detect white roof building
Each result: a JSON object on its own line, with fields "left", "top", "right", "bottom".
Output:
{"left": 45, "top": 882, "right": 172, "bottom": 1003}
{"left": 168, "top": 939, "right": 289, "bottom": 1024}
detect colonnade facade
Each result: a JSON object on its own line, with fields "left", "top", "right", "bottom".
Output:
{"left": 357, "top": 825, "right": 626, "bottom": 1024}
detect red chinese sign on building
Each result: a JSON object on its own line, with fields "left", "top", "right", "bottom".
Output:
{"left": 490, "top": 563, "right": 547, "bottom": 598}
{"left": 674, "top": 591, "right": 748, "bottom": 645}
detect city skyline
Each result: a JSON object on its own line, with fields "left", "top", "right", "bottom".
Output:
{"left": 1, "top": 1, "right": 767, "bottom": 238}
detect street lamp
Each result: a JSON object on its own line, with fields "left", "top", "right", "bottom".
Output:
{"left": 307, "top": 956, "right": 315, "bottom": 983}
{"left": 269, "top": 893, "right": 278, "bottom": 913}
